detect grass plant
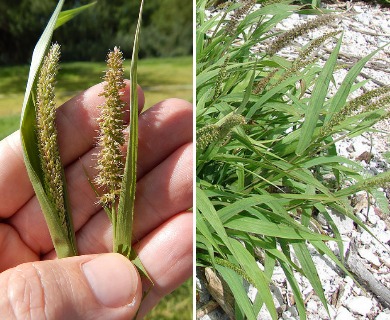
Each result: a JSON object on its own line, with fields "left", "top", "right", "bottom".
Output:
{"left": 196, "top": 1, "right": 389, "bottom": 319}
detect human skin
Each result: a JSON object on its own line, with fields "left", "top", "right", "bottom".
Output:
{"left": 0, "top": 81, "right": 193, "bottom": 319}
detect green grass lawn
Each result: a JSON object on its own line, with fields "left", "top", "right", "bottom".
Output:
{"left": 0, "top": 114, "right": 20, "bottom": 140}
{"left": 145, "top": 278, "right": 193, "bottom": 320}
{"left": 0, "top": 56, "right": 192, "bottom": 134}
{"left": 0, "top": 56, "right": 193, "bottom": 319}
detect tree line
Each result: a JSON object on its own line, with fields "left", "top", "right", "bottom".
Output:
{"left": 0, "top": 0, "right": 192, "bottom": 65}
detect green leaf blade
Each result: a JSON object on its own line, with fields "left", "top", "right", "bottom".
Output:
{"left": 216, "top": 265, "right": 257, "bottom": 320}
{"left": 20, "top": 0, "right": 80, "bottom": 258}
{"left": 116, "top": 0, "right": 144, "bottom": 257}
{"left": 55, "top": 1, "right": 97, "bottom": 29}
{"left": 296, "top": 36, "right": 343, "bottom": 155}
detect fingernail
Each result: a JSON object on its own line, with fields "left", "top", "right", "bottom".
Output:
{"left": 82, "top": 254, "right": 139, "bottom": 308}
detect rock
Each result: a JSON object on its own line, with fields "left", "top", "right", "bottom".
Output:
{"left": 306, "top": 300, "right": 318, "bottom": 313}
{"left": 384, "top": 257, "right": 390, "bottom": 268}
{"left": 247, "top": 284, "right": 257, "bottom": 303}
{"left": 270, "top": 283, "right": 285, "bottom": 309}
{"left": 346, "top": 296, "right": 373, "bottom": 316}
{"left": 358, "top": 248, "right": 381, "bottom": 267}
{"left": 350, "top": 136, "right": 370, "bottom": 158}
{"left": 376, "top": 310, "right": 390, "bottom": 320}
{"left": 342, "top": 235, "right": 351, "bottom": 257}
{"left": 328, "top": 209, "right": 354, "bottom": 235}
{"left": 282, "top": 310, "right": 296, "bottom": 320}
{"left": 315, "top": 213, "right": 328, "bottom": 227}
{"left": 356, "top": 151, "right": 373, "bottom": 163}
{"left": 318, "top": 304, "right": 336, "bottom": 319}
{"left": 352, "top": 286, "right": 361, "bottom": 295}
{"left": 377, "top": 220, "right": 387, "bottom": 232}
{"left": 336, "top": 306, "right": 355, "bottom": 320}
{"left": 287, "top": 306, "right": 298, "bottom": 317}
{"left": 199, "top": 309, "right": 230, "bottom": 320}
{"left": 197, "top": 273, "right": 211, "bottom": 304}
{"left": 360, "top": 231, "right": 373, "bottom": 245}
{"left": 272, "top": 266, "right": 286, "bottom": 283}
{"left": 346, "top": 143, "right": 355, "bottom": 153}
{"left": 356, "top": 211, "right": 367, "bottom": 223}
{"left": 354, "top": 6, "right": 364, "bottom": 14}
{"left": 257, "top": 306, "right": 273, "bottom": 320}
{"left": 368, "top": 207, "right": 380, "bottom": 225}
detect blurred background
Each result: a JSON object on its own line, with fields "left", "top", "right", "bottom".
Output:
{"left": 0, "top": 1, "right": 192, "bottom": 319}
{"left": 0, "top": 0, "right": 193, "bottom": 138}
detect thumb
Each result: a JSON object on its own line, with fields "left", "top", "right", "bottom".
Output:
{"left": 0, "top": 253, "right": 142, "bottom": 320}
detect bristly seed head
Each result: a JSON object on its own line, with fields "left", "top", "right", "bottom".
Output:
{"left": 226, "top": 0, "right": 256, "bottom": 37}
{"left": 95, "top": 47, "right": 126, "bottom": 208}
{"left": 36, "top": 43, "right": 66, "bottom": 225}
{"left": 266, "top": 14, "right": 336, "bottom": 56}
{"left": 320, "top": 85, "right": 390, "bottom": 138}
{"left": 197, "top": 114, "right": 246, "bottom": 149}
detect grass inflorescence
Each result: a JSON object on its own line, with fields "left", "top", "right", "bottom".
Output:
{"left": 36, "top": 43, "right": 67, "bottom": 227}
{"left": 226, "top": 0, "right": 256, "bottom": 36}
{"left": 266, "top": 14, "right": 336, "bottom": 56}
{"left": 197, "top": 113, "right": 245, "bottom": 149}
{"left": 321, "top": 85, "right": 390, "bottom": 137}
{"left": 95, "top": 47, "right": 126, "bottom": 209}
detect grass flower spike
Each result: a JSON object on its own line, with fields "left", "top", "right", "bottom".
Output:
{"left": 36, "top": 43, "right": 66, "bottom": 226}
{"left": 197, "top": 113, "right": 246, "bottom": 149}
{"left": 197, "top": 124, "right": 220, "bottom": 149}
{"left": 266, "top": 14, "right": 335, "bottom": 56}
{"left": 95, "top": 47, "right": 126, "bottom": 209}
{"left": 226, "top": 0, "right": 256, "bottom": 36}
{"left": 35, "top": 43, "right": 78, "bottom": 257}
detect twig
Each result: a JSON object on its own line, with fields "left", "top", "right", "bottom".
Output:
{"left": 196, "top": 300, "right": 220, "bottom": 319}
{"left": 360, "top": 71, "right": 388, "bottom": 87}
{"left": 345, "top": 238, "right": 390, "bottom": 309}
{"left": 205, "top": 267, "right": 235, "bottom": 320}
{"left": 350, "top": 26, "right": 390, "bottom": 38}
{"left": 323, "top": 48, "right": 390, "bottom": 73}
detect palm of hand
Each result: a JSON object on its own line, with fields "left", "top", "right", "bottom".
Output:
{"left": 0, "top": 82, "right": 193, "bottom": 314}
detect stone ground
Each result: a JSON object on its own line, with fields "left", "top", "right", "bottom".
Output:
{"left": 196, "top": 1, "right": 390, "bottom": 319}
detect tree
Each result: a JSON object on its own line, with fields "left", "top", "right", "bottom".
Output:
{"left": 0, "top": 0, "right": 193, "bottom": 65}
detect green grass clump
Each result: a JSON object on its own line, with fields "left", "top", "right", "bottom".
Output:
{"left": 196, "top": 1, "right": 389, "bottom": 319}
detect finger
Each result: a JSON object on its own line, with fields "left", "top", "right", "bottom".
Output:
{"left": 135, "top": 212, "right": 193, "bottom": 318}
{"left": 9, "top": 107, "right": 192, "bottom": 255}
{"left": 0, "top": 254, "right": 142, "bottom": 320}
{"left": 133, "top": 142, "right": 193, "bottom": 241}
{"left": 65, "top": 143, "right": 192, "bottom": 256}
{"left": 21, "top": 141, "right": 192, "bottom": 256}
{"left": 0, "top": 131, "right": 31, "bottom": 218}
{"left": 0, "top": 82, "right": 144, "bottom": 218}
{"left": 137, "top": 98, "right": 192, "bottom": 174}
{"left": 56, "top": 81, "right": 144, "bottom": 165}
{"left": 2, "top": 97, "right": 191, "bottom": 222}
{"left": 0, "top": 224, "right": 38, "bottom": 273}
{"left": 46, "top": 212, "right": 193, "bottom": 317}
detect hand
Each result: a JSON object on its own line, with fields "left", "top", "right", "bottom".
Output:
{"left": 0, "top": 82, "right": 193, "bottom": 319}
